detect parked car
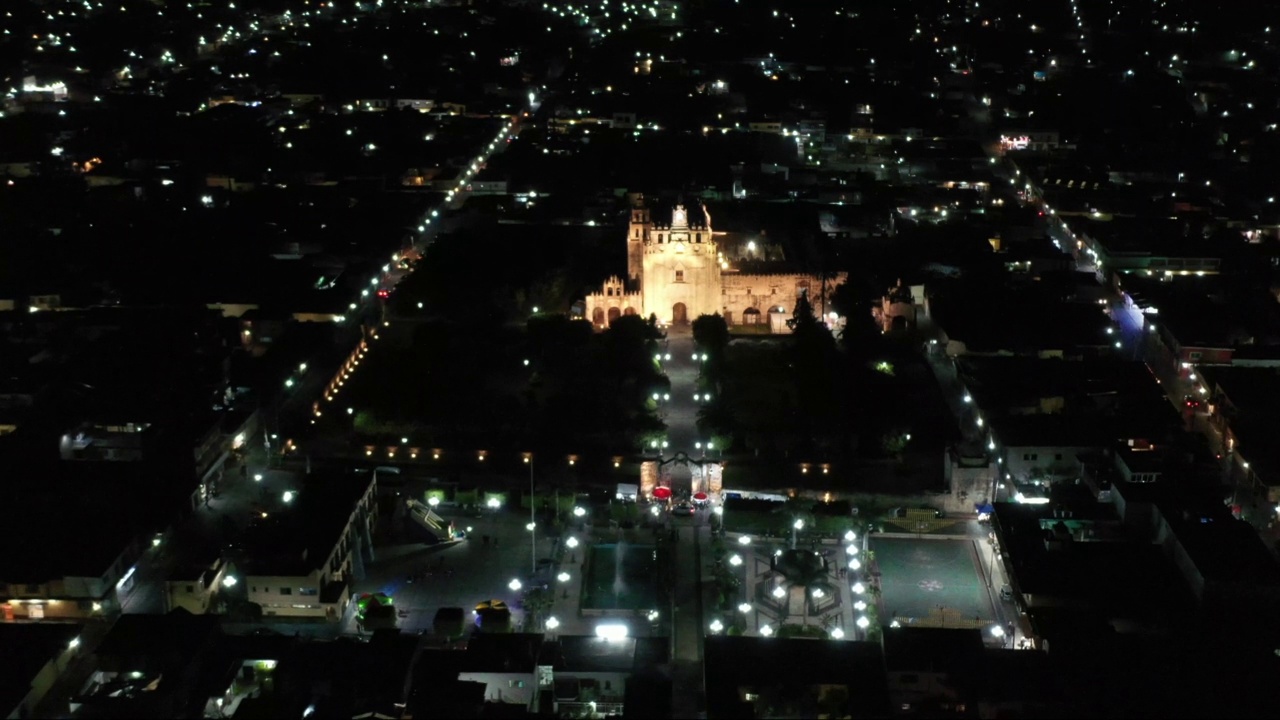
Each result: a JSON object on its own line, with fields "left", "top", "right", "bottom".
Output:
{"left": 672, "top": 502, "right": 696, "bottom": 517}
{"left": 999, "top": 584, "right": 1014, "bottom": 602}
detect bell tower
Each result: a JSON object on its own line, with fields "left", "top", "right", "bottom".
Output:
{"left": 627, "top": 194, "right": 649, "bottom": 283}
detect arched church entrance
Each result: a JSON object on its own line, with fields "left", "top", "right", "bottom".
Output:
{"left": 607, "top": 307, "right": 621, "bottom": 325}
{"left": 623, "top": 306, "right": 636, "bottom": 316}
{"left": 592, "top": 307, "right": 605, "bottom": 326}
{"left": 743, "top": 307, "right": 761, "bottom": 324}
{"left": 672, "top": 302, "right": 688, "bottom": 324}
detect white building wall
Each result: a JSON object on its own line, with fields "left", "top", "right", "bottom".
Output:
{"left": 458, "top": 671, "right": 538, "bottom": 708}
{"left": 1001, "top": 445, "right": 1090, "bottom": 482}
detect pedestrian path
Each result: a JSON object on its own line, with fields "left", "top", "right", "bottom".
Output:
{"left": 671, "top": 522, "right": 707, "bottom": 719}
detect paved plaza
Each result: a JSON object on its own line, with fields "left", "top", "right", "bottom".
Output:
{"left": 346, "top": 502, "right": 561, "bottom": 636}
{"left": 871, "top": 536, "right": 995, "bottom": 629}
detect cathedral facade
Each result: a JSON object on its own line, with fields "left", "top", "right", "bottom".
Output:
{"left": 585, "top": 195, "right": 845, "bottom": 329}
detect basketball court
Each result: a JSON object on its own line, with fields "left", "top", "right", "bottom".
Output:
{"left": 870, "top": 536, "right": 995, "bottom": 629}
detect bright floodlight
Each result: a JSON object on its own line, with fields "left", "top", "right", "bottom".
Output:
{"left": 254, "top": 473, "right": 263, "bottom": 482}
{"left": 856, "top": 616, "right": 871, "bottom": 629}
{"left": 282, "top": 491, "right": 295, "bottom": 503}
{"left": 566, "top": 536, "right": 579, "bottom": 549}
{"left": 222, "top": 575, "right": 238, "bottom": 588}
{"left": 846, "top": 545, "right": 859, "bottom": 555}
{"left": 849, "top": 559, "right": 862, "bottom": 570}
{"left": 574, "top": 506, "right": 586, "bottom": 517}
{"left": 595, "top": 624, "right": 628, "bottom": 641}
{"left": 854, "top": 600, "right": 867, "bottom": 611}
{"left": 772, "top": 586, "right": 786, "bottom": 599}
{"left": 729, "top": 554, "right": 743, "bottom": 567}
{"left": 428, "top": 497, "right": 440, "bottom": 507}
{"left": 738, "top": 535, "right": 751, "bottom": 545}
{"left": 738, "top": 603, "right": 752, "bottom": 614}
{"left": 508, "top": 579, "right": 522, "bottom": 592}
{"left": 812, "top": 588, "right": 825, "bottom": 599}
{"left": 844, "top": 530, "right": 856, "bottom": 542}
{"left": 526, "top": 522, "right": 536, "bottom": 531}
{"left": 831, "top": 627, "right": 845, "bottom": 639}
{"left": 852, "top": 582, "right": 866, "bottom": 594}
{"left": 760, "top": 624, "right": 774, "bottom": 637}
{"left": 991, "top": 625, "right": 1006, "bottom": 638}
{"left": 558, "top": 572, "right": 571, "bottom": 583}
{"left": 793, "top": 519, "right": 805, "bottom": 530}
{"left": 546, "top": 616, "right": 560, "bottom": 630}
{"left": 487, "top": 497, "right": 501, "bottom": 509}
{"left": 709, "top": 619, "right": 724, "bottom": 633}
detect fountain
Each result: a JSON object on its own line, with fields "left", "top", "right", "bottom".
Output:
{"left": 613, "top": 540, "right": 626, "bottom": 605}
{"left": 582, "top": 542, "right": 659, "bottom": 613}
{"left": 759, "top": 548, "right": 837, "bottom": 623}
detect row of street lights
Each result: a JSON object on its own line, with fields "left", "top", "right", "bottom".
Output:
{"left": 303, "top": 116, "right": 521, "bottom": 427}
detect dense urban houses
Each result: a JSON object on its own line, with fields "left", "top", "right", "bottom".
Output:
{"left": 3, "top": 1, "right": 1280, "bottom": 718}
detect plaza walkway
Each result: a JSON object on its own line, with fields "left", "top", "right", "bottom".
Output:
{"left": 662, "top": 326, "right": 709, "bottom": 717}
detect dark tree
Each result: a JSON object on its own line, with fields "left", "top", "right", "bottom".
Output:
{"left": 692, "top": 313, "right": 730, "bottom": 354}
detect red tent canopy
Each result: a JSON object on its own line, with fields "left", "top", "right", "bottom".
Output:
{"left": 692, "top": 492, "right": 708, "bottom": 502}
{"left": 652, "top": 487, "right": 672, "bottom": 500}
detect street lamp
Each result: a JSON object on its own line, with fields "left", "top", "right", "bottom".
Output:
{"left": 772, "top": 586, "right": 786, "bottom": 599}
{"left": 852, "top": 582, "right": 866, "bottom": 594}
{"left": 709, "top": 619, "right": 724, "bottom": 633}
{"left": 738, "top": 535, "right": 751, "bottom": 545}
{"left": 558, "top": 572, "right": 571, "bottom": 583}
{"left": 573, "top": 506, "right": 586, "bottom": 518}
{"left": 546, "top": 616, "right": 560, "bottom": 630}
{"left": 254, "top": 473, "right": 263, "bottom": 483}
{"left": 566, "top": 536, "right": 580, "bottom": 549}
{"left": 729, "top": 554, "right": 743, "bottom": 567}
{"left": 222, "top": 575, "right": 238, "bottom": 588}
{"left": 487, "top": 497, "right": 502, "bottom": 509}
{"left": 831, "top": 627, "right": 845, "bottom": 639}
{"left": 844, "top": 530, "right": 856, "bottom": 542}
{"left": 527, "top": 454, "right": 536, "bottom": 575}
{"left": 738, "top": 603, "right": 752, "bottom": 614}
{"left": 760, "top": 624, "right": 774, "bottom": 637}
{"left": 428, "top": 496, "right": 440, "bottom": 508}
{"left": 282, "top": 491, "right": 295, "bottom": 503}
{"left": 856, "top": 616, "right": 870, "bottom": 629}
{"left": 509, "top": 578, "right": 522, "bottom": 592}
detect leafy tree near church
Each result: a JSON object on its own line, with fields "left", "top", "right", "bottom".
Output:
{"left": 789, "top": 292, "right": 843, "bottom": 451}
{"left": 692, "top": 313, "right": 730, "bottom": 354}
{"left": 692, "top": 313, "right": 730, "bottom": 384}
